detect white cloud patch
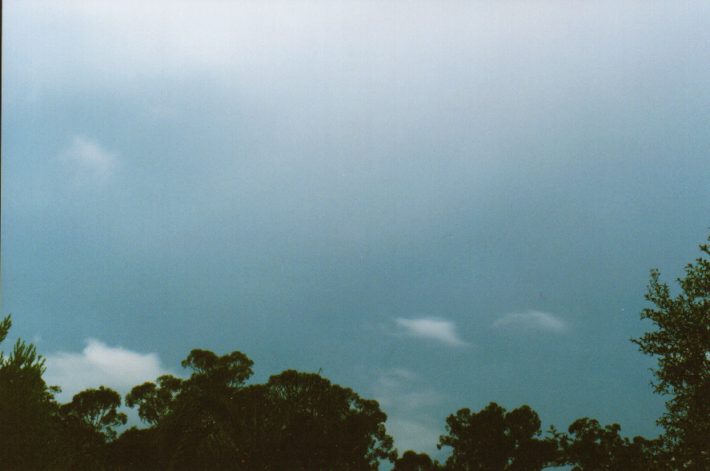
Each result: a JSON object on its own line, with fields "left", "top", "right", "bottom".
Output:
{"left": 395, "top": 317, "right": 468, "bottom": 347}
{"left": 493, "top": 310, "right": 568, "bottom": 333}
{"left": 45, "top": 339, "right": 170, "bottom": 402}
{"left": 373, "top": 369, "right": 444, "bottom": 412}
{"left": 61, "top": 136, "right": 117, "bottom": 181}
{"left": 387, "top": 418, "right": 442, "bottom": 455}
{"left": 373, "top": 369, "right": 444, "bottom": 456}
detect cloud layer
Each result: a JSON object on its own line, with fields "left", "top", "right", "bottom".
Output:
{"left": 395, "top": 317, "right": 467, "bottom": 347}
{"left": 493, "top": 310, "right": 568, "bottom": 333}
{"left": 45, "top": 339, "right": 170, "bottom": 401}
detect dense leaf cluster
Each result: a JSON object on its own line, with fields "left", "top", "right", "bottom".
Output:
{"left": 634, "top": 242, "right": 709, "bottom": 469}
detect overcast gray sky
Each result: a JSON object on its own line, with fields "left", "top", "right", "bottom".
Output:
{"left": 2, "top": 0, "right": 709, "bottom": 458}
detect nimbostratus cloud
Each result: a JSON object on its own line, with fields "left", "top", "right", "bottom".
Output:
{"left": 492, "top": 310, "right": 568, "bottom": 333}
{"left": 395, "top": 317, "right": 468, "bottom": 347}
{"left": 61, "top": 136, "right": 117, "bottom": 182}
{"left": 44, "top": 339, "right": 171, "bottom": 401}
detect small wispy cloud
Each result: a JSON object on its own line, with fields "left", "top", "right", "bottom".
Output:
{"left": 387, "top": 418, "right": 442, "bottom": 454}
{"left": 492, "top": 310, "right": 568, "bottom": 334}
{"left": 61, "top": 136, "right": 117, "bottom": 182}
{"left": 375, "top": 370, "right": 443, "bottom": 411}
{"left": 373, "top": 369, "right": 444, "bottom": 455}
{"left": 45, "top": 339, "right": 170, "bottom": 401}
{"left": 395, "top": 317, "right": 468, "bottom": 347}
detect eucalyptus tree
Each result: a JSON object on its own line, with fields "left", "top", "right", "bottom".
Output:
{"left": 438, "top": 402, "right": 557, "bottom": 471}
{"left": 555, "top": 418, "right": 664, "bottom": 471}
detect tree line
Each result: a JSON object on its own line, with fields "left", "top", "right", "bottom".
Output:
{"left": 1, "top": 237, "right": 707, "bottom": 470}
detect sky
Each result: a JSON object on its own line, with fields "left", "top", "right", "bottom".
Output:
{"left": 2, "top": 0, "right": 709, "bottom": 459}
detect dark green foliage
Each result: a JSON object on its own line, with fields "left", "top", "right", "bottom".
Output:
{"left": 54, "top": 385, "right": 126, "bottom": 469}
{"left": 160, "top": 349, "right": 254, "bottom": 470}
{"left": 107, "top": 427, "right": 161, "bottom": 471}
{"left": 633, "top": 239, "right": 709, "bottom": 469}
{"left": 555, "top": 418, "right": 664, "bottom": 471}
{"left": 61, "top": 386, "right": 128, "bottom": 440}
{"left": 181, "top": 348, "right": 254, "bottom": 391}
{"left": 438, "top": 402, "right": 558, "bottom": 471}
{"left": 255, "top": 370, "right": 396, "bottom": 470}
{"left": 57, "top": 409, "right": 112, "bottom": 470}
{"left": 131, "top": 356, "right": 392, "bottom": 470}
{"left": 0, "top": 315, "right": 63, "bottom": 470}
{"left": 393, "top": 450, "right": 439, "bottom": 470}
{"left": 126, "top": 374, "right": 183, "bottom": 425}
{"left": 0, "top": 315, "right": 11, "bottom": 344}
{"left": 1, "top": 316, "right": 131, "bottom": 470}
{"left": 121, "top": 349, "right": 395, "bottom": 470}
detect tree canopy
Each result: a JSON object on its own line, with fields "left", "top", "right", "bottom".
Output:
{"left": 0, "top": 315, "right": 62, "bottom": 469}
{"left": 555, "top": 417, "right": 664, "bottom": 471}
{"left": 393, "top": 450, "right": 440, "bottom": 470}
{"left": 123, "top": 352, "right": 395, "bottom": 470}
{"left": 633, "top": 238, "right": 709, "bottom": 469}
{"left": 438, "top": 402, "right": 557, "bottom": 471}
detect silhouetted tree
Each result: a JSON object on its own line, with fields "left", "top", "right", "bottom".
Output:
{"left": 107, "top": 427, "right": 161, "bottom": 471}
{"left": 0, "top": 315, "right": 63, "bottom": 470}
{"left": 181, "top": 348, "right": 254, "bottom": 391}
{"left": 0, "top": 316, "right": 11, "bottom": 345}
{"left": 56, "top": 386, "right": 127, "bottom": 470}
{"left": 438, "top": 402, "right": 557, "bottom": 471}
{"left": 126, "top": 374, "right": 183, "bottom": 426}
{"left": 62, "top": 386, "right": 127, "bottom": 440}
{"left": 160, "top": 349, "right": 254, "bottom": 470}
{"left": 393, "top": 450, "right": 440, "bottom": 470}
{"left": 253, "top": 370, "right": 396, "bottom": 470}
{"left": 555, "top": 417, "right": 665, "bottom": 471}
{"left": 633, "top": 237, "right": 709, "bottom": 469}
